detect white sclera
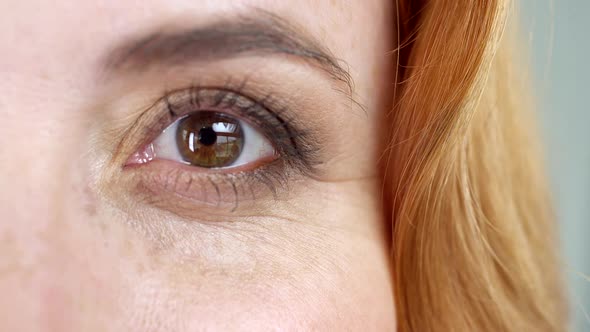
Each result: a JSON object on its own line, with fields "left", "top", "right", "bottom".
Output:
{"left": 153, "top": 115, "right": 275, "bottom": 168}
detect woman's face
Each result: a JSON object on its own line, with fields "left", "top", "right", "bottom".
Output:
{"left": 0, "top": 1, "right": 395, "bottom": 330}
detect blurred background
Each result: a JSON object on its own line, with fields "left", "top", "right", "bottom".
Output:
{"left": 521, "top": 0, "right": 589, "bottom": 330}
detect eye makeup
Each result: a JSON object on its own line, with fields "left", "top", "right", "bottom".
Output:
{"left": 112, "top": 79, "right": 323, "bottom": 214}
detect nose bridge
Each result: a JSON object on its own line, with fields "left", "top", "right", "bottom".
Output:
{"left": 0, "top": 3, "right": 125, "bottom": 330}
{"left": 0, "top": 74, "right": 80, "bottom": 236}
{"left": 0, "top": 72, "right": 92, "bottom": 330}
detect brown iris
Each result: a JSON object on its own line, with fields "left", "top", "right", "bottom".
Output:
{"left": 176, "top": 112, "right": 244, "bottom": 168}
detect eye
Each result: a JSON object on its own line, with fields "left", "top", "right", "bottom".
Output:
{"left": 115, "top": 85, "right": 321, "bottom": 213}
{"left": 129, "top": 111, "right": 276, "bottom": 169}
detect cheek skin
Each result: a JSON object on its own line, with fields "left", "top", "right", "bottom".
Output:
{"left": 0, "top": 168, "right": 126, "bottom": 331}
{"left": 91, "top": 178, "right": 394, "bottom": 330}
{"left": 0, "top": 124, "right": 393, "bottom": 332}
{"left": 112, "top": 207, "right": 395, "bottom": 330}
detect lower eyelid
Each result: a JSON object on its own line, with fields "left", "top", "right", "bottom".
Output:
{"left": 122, "top": 157, "right": 289, "bottom": 214}
{"left": 129, "top": 161, "right": 247, "bottom": 214}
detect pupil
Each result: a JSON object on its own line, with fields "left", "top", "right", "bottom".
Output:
{"left": 198, "top": 127, "right": 217, "bottom": 146}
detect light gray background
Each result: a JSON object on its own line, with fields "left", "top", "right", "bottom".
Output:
{"left": 521, "top": 0, "right": 589, "bottom": 330}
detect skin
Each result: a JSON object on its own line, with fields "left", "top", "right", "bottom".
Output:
{"left": 0, "top": 1, "right": 395, "bottom": 331}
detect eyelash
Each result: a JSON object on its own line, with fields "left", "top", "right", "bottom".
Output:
{"left": 164, "top": 86, "right": 312, "bottom": 171}
{"left": 118, "top": 80, "right": 320, "bottom": 213}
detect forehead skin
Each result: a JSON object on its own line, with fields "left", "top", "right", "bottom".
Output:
{"left": 0, "top": 0, "right": 395, "bottom": 331}
{"left": 2, "top": 0, "right": 390, "bottom": 96}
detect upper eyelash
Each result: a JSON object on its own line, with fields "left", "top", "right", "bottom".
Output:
{"left": 158, "top": 81, "right": 320, "bottom": 175}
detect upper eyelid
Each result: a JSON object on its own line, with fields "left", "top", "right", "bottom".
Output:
{"left": 162, "top": 88, "right": 275, "bottom": 134}
{"left": 129, "top": 85, "right": 318, "bottom": 171}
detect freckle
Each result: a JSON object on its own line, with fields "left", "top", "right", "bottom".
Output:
{"left": 84, "top": 203, "right": 97, "bottom": 216}
{"left": 122, "top": 235, "right": 136, "bottom": 258}
{"left": 135, "top": 261, "right": 146, "bottom": 274}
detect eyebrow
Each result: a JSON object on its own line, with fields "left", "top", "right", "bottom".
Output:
{"left": 102, "top": 10, "right": 354, "bottom": 95}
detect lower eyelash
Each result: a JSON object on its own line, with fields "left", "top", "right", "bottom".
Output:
{"left": 126, "top": 158, "right": 292, "bottom": 216}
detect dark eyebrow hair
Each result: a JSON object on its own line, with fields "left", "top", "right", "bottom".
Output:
{"left": 102, "top": 10, "right": 354, "bottom": 95}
